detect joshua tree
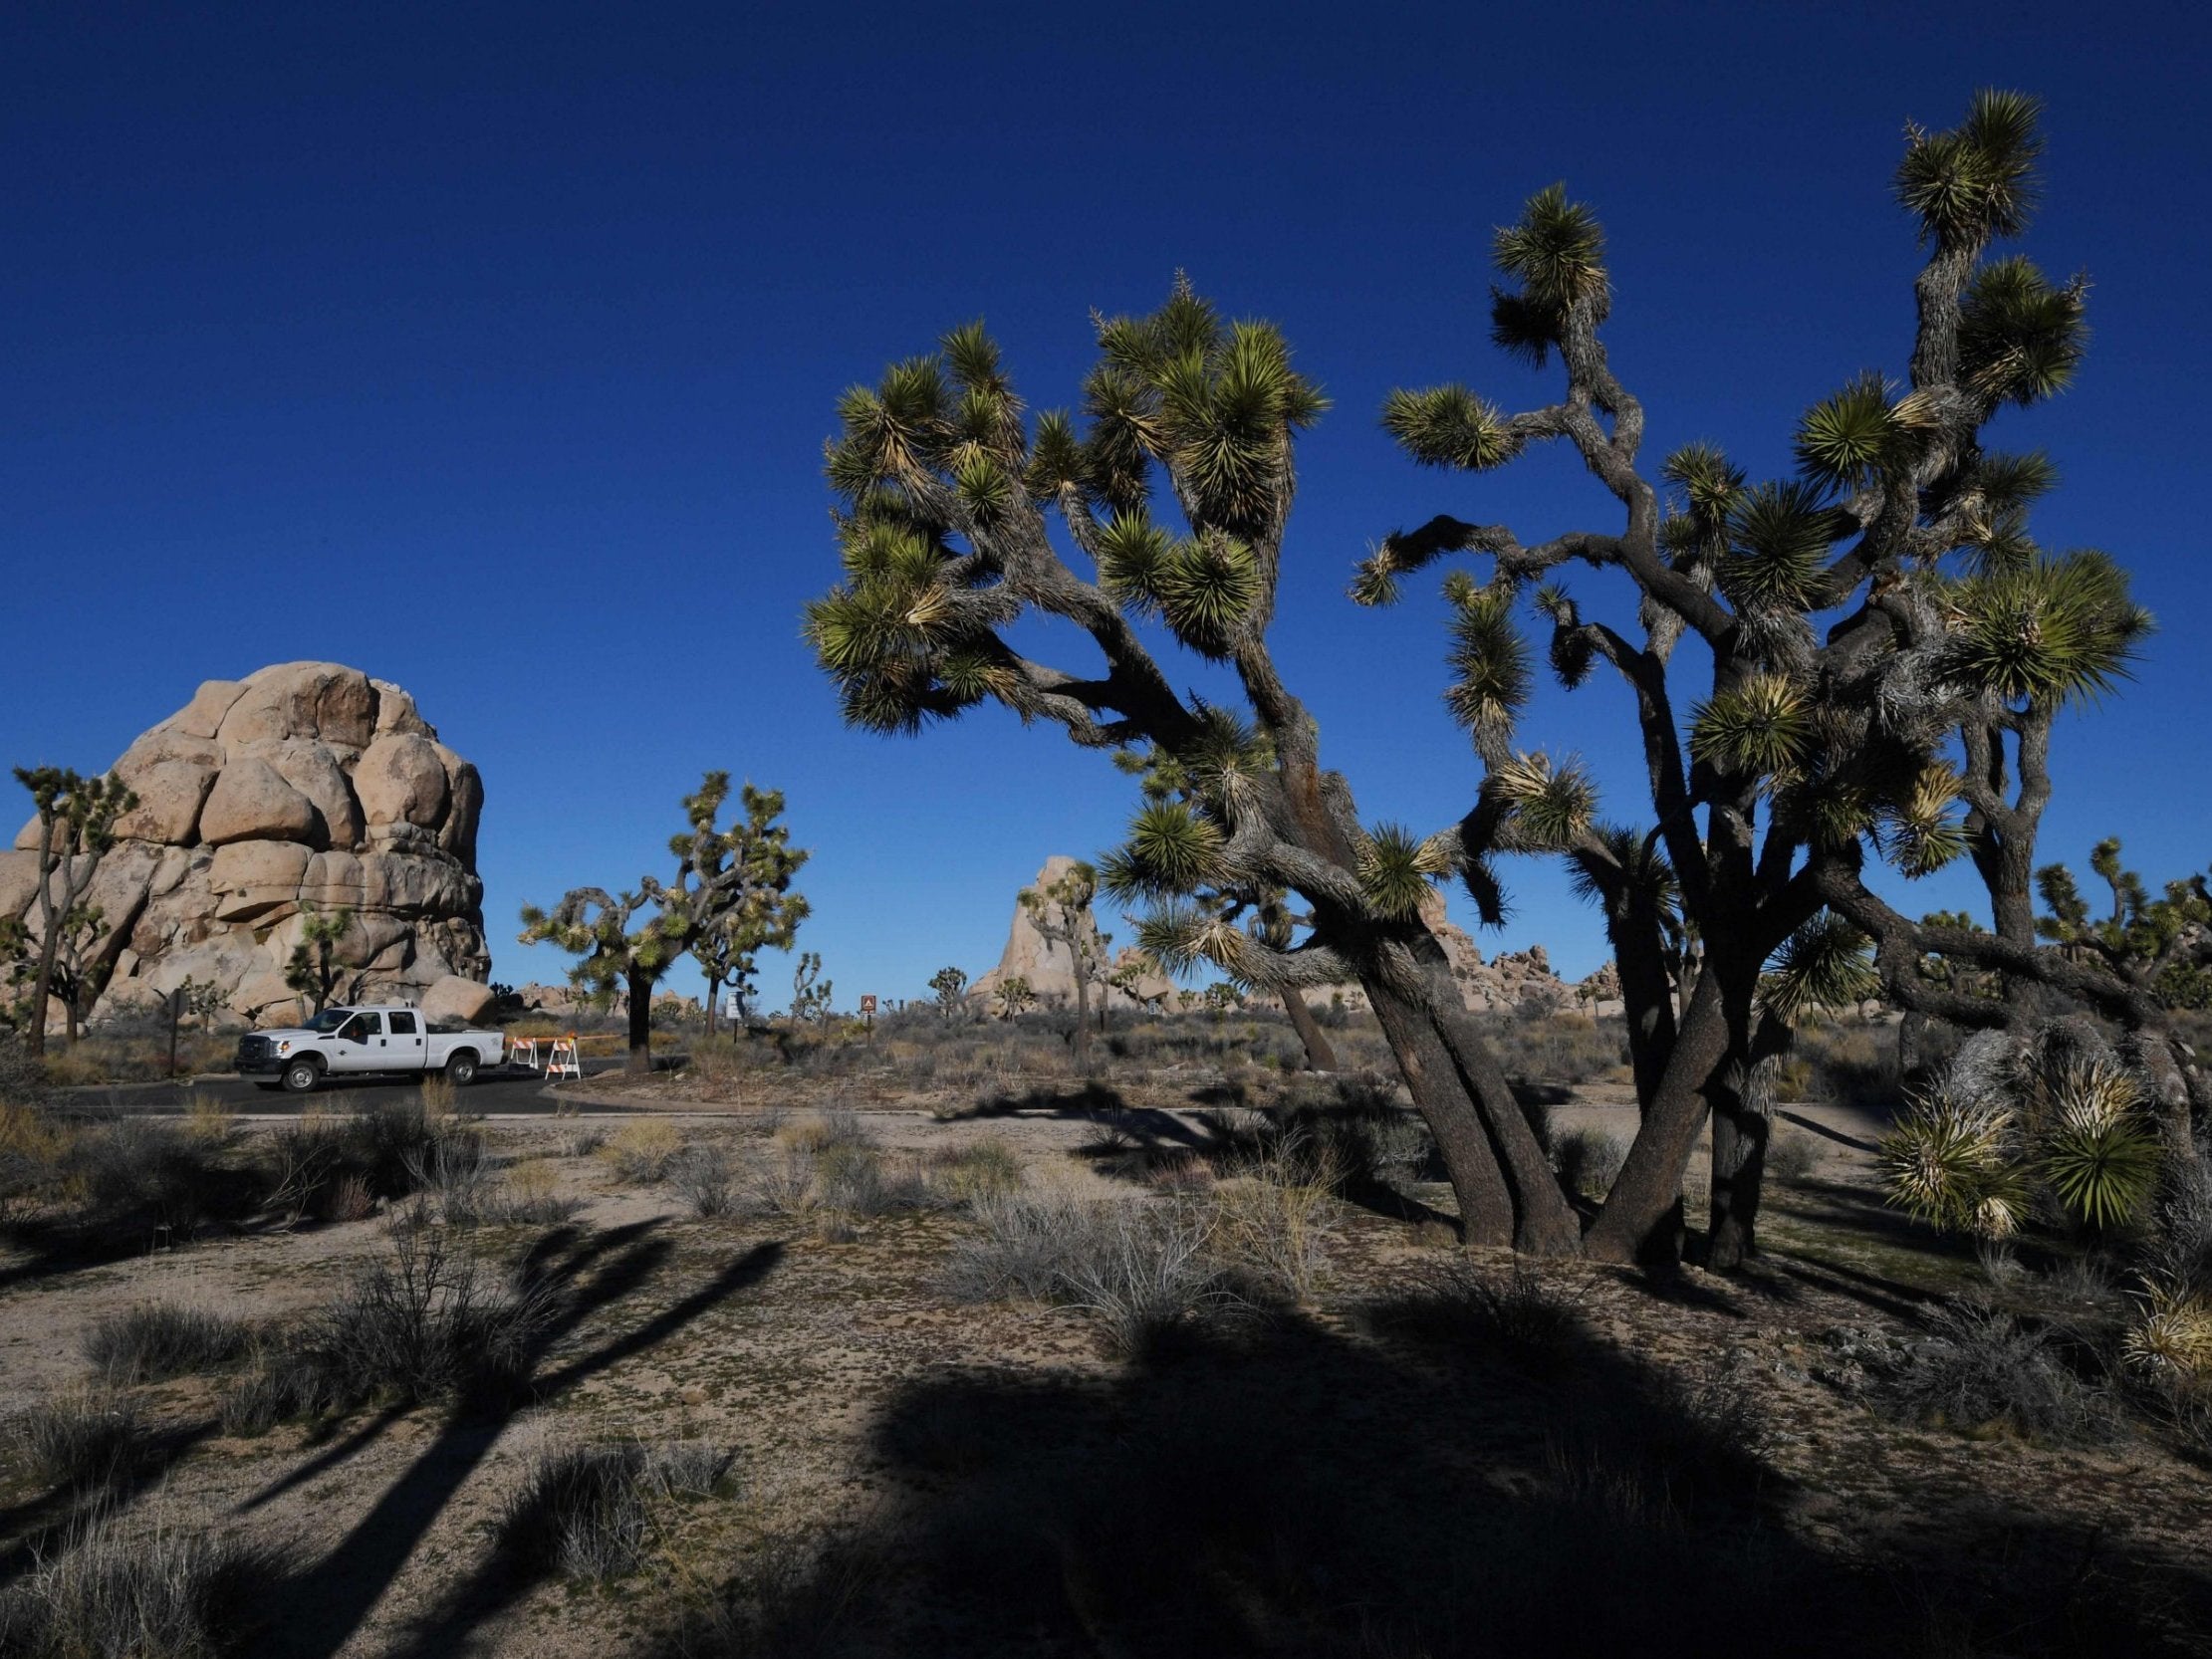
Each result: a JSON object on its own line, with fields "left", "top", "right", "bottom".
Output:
{"left": 285, "top": 905, "right": 359, "bottom": 1018}
{"left": 2037, "top": 839, "right": 2212, "bottom": 1010}
{"left": 10, "top": 767, "right": 136, "bottom": 1056}
{"left": 994, "top": 974, "right": 1035, "bottom": 1021}
{"left": 1016, "top": 861, "right": 1106, "bottom": 1067}
{"left": 1352, "top": 91, "right": 2158, "bottom": 1266}
{"left": 164, "top": 975, "right": 227, "bottom": 1076}
{"left": 522, "top": 774, "right": 809, "bottom": 1071}
{"left": 927, "top": 965, "right": 970, "bottom": 1022}
{"left": 690, "top": 802, "right": 813, "bottom": 1041}
{"left": 804, "top": 93, "right": 2160, "bottom": 1263}
{"left": 788, "top": 951, "right": 834, "bottom": 1029}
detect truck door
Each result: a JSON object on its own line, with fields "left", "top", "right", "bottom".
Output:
{"left": 330, "top": 1011, "right": 385, "bottom": 1072}
{"left": 387, "top": 1010, "right": 425, "bottom": 1068}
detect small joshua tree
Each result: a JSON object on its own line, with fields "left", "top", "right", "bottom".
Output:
{"left": 1018, "top": 861, "right": 1106, "bottom": 1067}
{"left": 285, "top": 905, "right": 359, "bottom": 1018}
{"left": 788, "top": 951, "right": 834, "bottom": 1029}
{"left": 994, "top": 974, "right": 1035, "bottom": 1021}
{"left": 927, "top": 965, "right": 969, "bottom": 1023}
{"left": 10, "top": 767, "right": 136, "bottom": 1056}
{"left": 523, "top": 775, "right": 810, "bottom": 1070}
{"left": 2037, "top": 838, "right": 2212, "bottom": 1011}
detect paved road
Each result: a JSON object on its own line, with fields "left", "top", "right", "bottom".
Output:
{"left": 52, "top": 1058, "right": 640, "bottom": 1116}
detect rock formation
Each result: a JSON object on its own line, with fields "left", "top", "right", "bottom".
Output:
{"left": 969, "top": 855, "right": 1177, "bottom": 1013}
{"left": 1314, "top": 891, "right": 1588, "bottom": 1017}
{"left": 4, "top": 662, "right": 493, "bottom": 1028}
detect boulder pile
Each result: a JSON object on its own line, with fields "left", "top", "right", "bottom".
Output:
{"left": 3, "top": 662, "right": 493, "bottom": 1028}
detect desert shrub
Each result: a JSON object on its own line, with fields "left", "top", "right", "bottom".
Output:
{"left": 15, "top": 1389, "right": 143, "bottom": 1492}
{"left": 265, "top": 1100, "right": 452, "bottom": 1222}
{"left": 0, "top": 1099, "right": 71, "bottom": 1224}
{"left": 607, "top": 1120, "right": 682, "bottom": 1183}
{"left": 83, "top": 1304, "right": 253, "bottom": 1383}
{"left": 501, "top": 1443, "right": 658, "bottom": 1581}
{"left": 816, "top": 1144, "right": 937, "bottom": 1217}
{"left": 1766, "top": 1128, "right": 1823, "bottom": 1184}
{"left": 942, "top": 1190, "right": 1110, "bottom": 1304}
{"left": 556, "top": 1123, "right": 608, "bottom": 1158}
{"left": 670, "top": 1145, "right": 738, "bottom": 1218}
{"left": 224, "top": 1228, "right": 551, "bottom": 1426}
{"left": 62, "top": 1115, "right": 237, "bottom": 1238}
{"left": 784, "top": 1105, "right": 875, "bottom": 1156}
{"left": 501, "top": 1439, "right": 739, "bottom": 1583}
{"left": 1488, "top": 1013, "right": 1626, "bottom": 1085}
{"left": 0, "top": 1513, "right": 275, "bottom": 1659}
{"left": 1554, "top": 1126, "right": 1627, "bottom": 1197}
{"left": 928, "top": 1137, "right": 1023, "bottom": 1204}
{"left": 1207, "top": 1174, "right": 1327, "bottom": 1303}
{"left": 1796, "top": 1021, "right": 1899, "bottom": 1109}
{"left": 1890, "top": 1300, "right": 2115, "bottom": 1444}
{"left": 1057, "top": 1201, "right": 1239, "bottom": 1358}
{"left": 417, "top": 1072, "right": 458, "bottom": 1119}
{"left": 0, "top": 1033, "right": 51, "bottom": 1107}
{"left": 744, "top": 1143, "right": 817, "bottom": 1216}
{"left": 491, "top": 1158, "right": 578, "bottom": 1226}
{"left": 1360, "top": 1263, "right": 1589, "bottom": 1380}
{"left": 397, "top": 1129, "right": 493, "bottom": 1226}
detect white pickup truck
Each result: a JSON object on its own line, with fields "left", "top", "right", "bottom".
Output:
{"left": 235, "top": 1004, "right": 506, "bottom": 1093}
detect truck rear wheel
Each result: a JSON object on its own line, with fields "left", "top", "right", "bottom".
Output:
{"left": 444, "top": 1050, "right": 479, "bottom": 1087}
{"left": 281, "top": 1057, "right": 324, "bottom": 1094}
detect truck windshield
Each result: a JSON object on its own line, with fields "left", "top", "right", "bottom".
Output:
{"left": 306, "top": 1009, "right": 355, "bottom": 1033}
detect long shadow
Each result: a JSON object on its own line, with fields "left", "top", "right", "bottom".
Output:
{"left": 645, "top": 1289, "right": 2212, "bottom": 1659}
{"left": 0, "top": 1415, "right": 220, "bottom": 1589}
{"left": 259, "top": 1233, "right": 783, "bottom": 1659}
{"left": 1778, "top": 1106, "right": 1881, "bottom": 1154}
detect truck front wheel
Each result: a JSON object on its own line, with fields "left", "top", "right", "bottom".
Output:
{"left": 280, "top": 1057, "right": 324, "bottom": 1094}
{"left": 444, "top": 1051, "right": 478, "bottom": 1087}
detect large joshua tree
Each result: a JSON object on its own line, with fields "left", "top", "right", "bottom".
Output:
{"left": 805, "top": 93, "right": 2169, "bottom": 1263}
{"left": 1357, "top": 91, "right": 2157, "bottom": 1265}
{"left": 521, "top": 773, "right": 809, "bottom": 1071}
{"left": 806, "top": 290, "right": 1585, "bottom": 1253}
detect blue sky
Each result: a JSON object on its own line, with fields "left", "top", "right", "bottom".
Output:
{"left": 5, "top": 2, "right": 2208, "bottom": 1008}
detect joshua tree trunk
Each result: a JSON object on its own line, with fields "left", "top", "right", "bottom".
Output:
{"left": 703, "top": 973, "right": 720, "bottom": 1039}
{"left": 1281, "top": 992, "right": 1337, "bottom": 1072}
{"left": 1069, "top": 969, "right": 1093, "bottom": 1070}
{"left": 1584, "top": 973, "right": 1732, "bottom": 1263}
{"left": 626, "top": 966, "right": 653, "bottom": 1073}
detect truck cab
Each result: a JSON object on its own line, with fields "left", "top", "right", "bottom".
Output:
{"left": 235, "top": 1003, "right": 506, "bottom": 1093}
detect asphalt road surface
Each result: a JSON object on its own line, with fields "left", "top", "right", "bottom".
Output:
{"left": 51, "top": 1057, "right": 640, "bottom": 1116}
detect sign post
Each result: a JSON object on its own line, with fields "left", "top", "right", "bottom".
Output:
{"left": 860, "top": 994, "right": 877, "bottom": 1033}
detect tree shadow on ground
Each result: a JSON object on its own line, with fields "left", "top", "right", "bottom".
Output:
{"left": 248, "top": 1225, "right": 783, "bottom": 1659}
{"left": 653, "top": 1282, "right": 2212, "bottom": 1659}
{"left": 0, "top": 1415, "right": 221, "bottom": 1590}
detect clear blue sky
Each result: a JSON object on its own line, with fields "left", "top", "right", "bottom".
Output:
{"left": 5, "top": 2, "right": 2208, "bottom": 1008}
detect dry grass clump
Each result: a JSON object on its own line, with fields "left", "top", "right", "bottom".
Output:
{"left": 1359, "top": 1263, "right": 1590, "bottom": 1380}
{"left": 669, "top": 1144, "right": 739, "bottom": 1218}
{"left": 1889, "top": 1299, "right": 2116, "bottom": 1445}
{"left": 83, "top": 1304, "right": 254, "bottom": 1384}
{"left": 0, "top": 1511, "right": 277, "bottom": 1659}
{"left": 1553, "top": 1126, "right": 1627, "bottom": 1198}
{"left": 14, "top": 1389, "right": 145, "bottom": 1493}
{"left": 927, "top": 1137, "right": 1023, "bottom": 1203}
{"left": 266, "top": 1098, "right": 453, "bottom": 1224}
{"left": 605, "top": 1120, "right": 683, "bottom": 1183}
{"left": 1766, "top": 1127, "right": 1824, "bottom": 1184}
{"left": 499, "top": 1440, "right": 736, "bottom": 1582}
{"left": 220, "top": 1228, "right": 551, "bottom": 1431}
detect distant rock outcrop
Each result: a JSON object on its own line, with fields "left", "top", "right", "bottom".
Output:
{"left": 4, "top": 662, "right": 492, "bottom": 1027}
{"left": 969, "top": 855, "right": 1177, "bottom": 1013}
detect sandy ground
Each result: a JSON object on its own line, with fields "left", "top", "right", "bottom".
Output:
{"left": 2, "top": 1086, "right": 2208, "bottom": 1657}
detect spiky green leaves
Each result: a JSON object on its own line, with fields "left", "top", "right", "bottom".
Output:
{"left": 1443, "top": 577, "right": 1530, "bottom": 761}
{"left": 1879, "top": 1094, "right": 2027, "bottom": 1237}
{"left": 1688, "top": 673, "right": 1813, "bottom": 779}
{"left": 1762, "top": 914, "right": 1877, "bottom": 1023}
{"left": 1357, "top": 823, "right": 1452, "bottom": 920}
{"left": 1720, "top": 481, "right": 1845, "bottom": 611}
{"left": 1879, "top": 765, "right": 1969, "bottom": 878}
{"left": 1794, "top": 372, "right": 1910, "bottom": 491}
{"left": 1941, "top": 549, "right": 2151, "bottom": 708}
{"left": 1380, "top": 385, "right": 1522, "bottom": 472}
{"left": 1094, "top": 511, "right": 1173, "bottom": 613}
{"left": 1895, "top": 88, "right": 2045, "bottom": 248}
{"left": 2038, "top": 1060, "right": 2159, "bottom": 1229}
{"left": 1486, "top": 752, "right": 1597, "bottom": 851}
{"left": 1494, "top": 183, "right": 1609, "bottom": 322}
{"left": 1102, "top": 801, "right": 1227, "bottom": 901}
{"left": 1958, "top": 256, "right": 2088, "bottom": 407}
{"left": 1155, "top": 532, "right": 1261, "bottom": 659}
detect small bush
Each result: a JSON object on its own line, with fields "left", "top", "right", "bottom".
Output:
{"left": 1891, "top": 1300, "right": 2115, "bottom": 1445}
{"left": 502, "top": 1439, "right": 739, "bottom": 1583}
{"left": 670, "top": 1145, "right": 738, "bottom": 1218}
{"left": 1766, "top": 1128, "right": 1823, "bottom": 1184}
{"left": 1208, "top": 1169, "right": 1330, "bottom": 1302}
{"left": 1361, "top": 1263, "right": 1589, "bottom": 1379}
{"left": 225, "top": 1228, "right": 552, "bottom": 1425}
{"left": 1059, "top": 1201, "right": 1238, "bottom": 1357}
{"left": 83, "top": 1304, "right": 253, "bottom": 1384}
{"left": 1554, "top": 1127, "right": 1627, "bottom": 1197}
{"left": 929, "top": 1137, "right": 1023, "bottom": 1204}
{"left": 784, "top": 1106, "right": 875, "bottom": 1157}
{"left": 16, "top": 1390, "right": 143, "bottom": 1492}
{"left": 943, "top": 1191, "right": 1109, "bottom": 1304}
{"left": 0, "top": 1513, "right": 275, "bottom": 1659}
{"left": 607, "top": 1120, "right": 682, "bottom": 1183}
